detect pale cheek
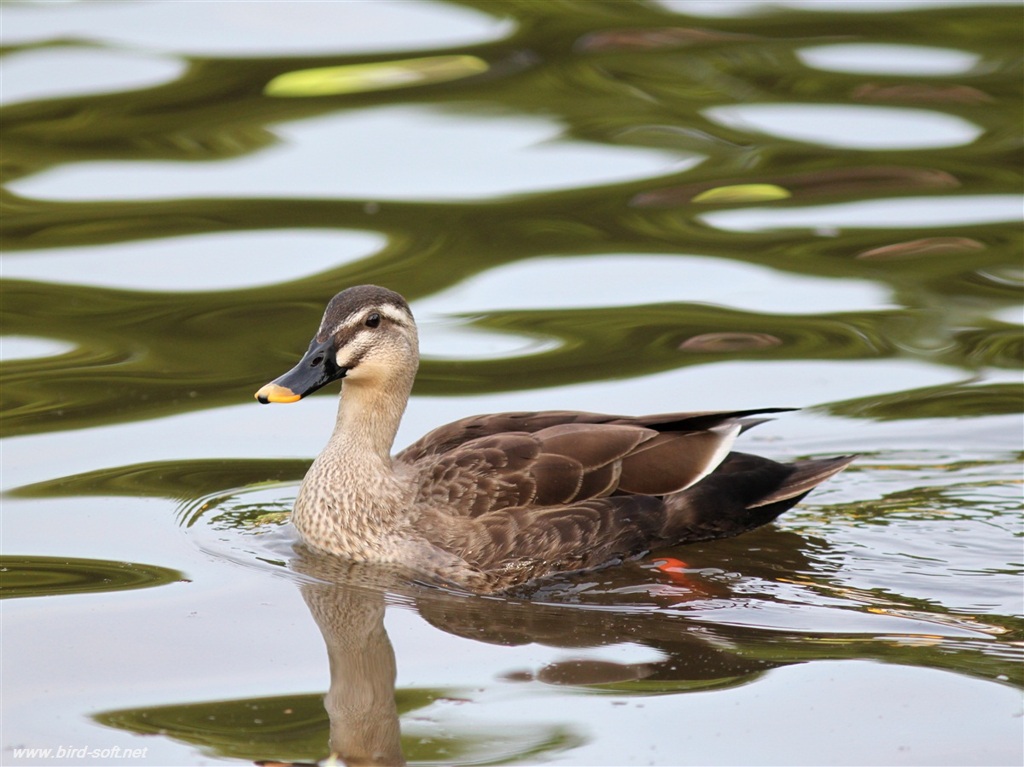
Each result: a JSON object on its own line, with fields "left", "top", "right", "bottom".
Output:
{"left": 334, "top": 342, "right": 368, "bottom": 370}
{"left": 344, "top": 360, "right": 385, "bottom": 383}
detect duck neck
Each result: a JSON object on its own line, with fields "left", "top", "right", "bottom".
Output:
{"left": 293, "top": 368, "right": 417, "bottom": 556}
{"left": 327, "top": 372, "right": 412, "bottom": 468}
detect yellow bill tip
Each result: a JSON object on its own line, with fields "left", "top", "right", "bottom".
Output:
{"left": 255, "top": 383, "right": 302, "bottom": 404}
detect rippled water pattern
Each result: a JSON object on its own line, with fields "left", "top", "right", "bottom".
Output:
{"left": 2, "top": 2, "right": 1022, "bottom": 765}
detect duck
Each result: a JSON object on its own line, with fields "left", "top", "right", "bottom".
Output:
{"left": 256, "top": 285, "right": 854, "bottom": 593}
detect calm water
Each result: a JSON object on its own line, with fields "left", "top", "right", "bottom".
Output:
{"left": 2, "top": 1, "right": 1022, "bottom": 765}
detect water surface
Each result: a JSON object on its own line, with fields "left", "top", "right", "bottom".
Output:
{"left": 2, "top": 1, "right": 1021, "bottom": 765}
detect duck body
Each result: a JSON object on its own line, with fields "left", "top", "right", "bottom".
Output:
{"left": 258, "top": 285, "right": 853, "bottom": 593}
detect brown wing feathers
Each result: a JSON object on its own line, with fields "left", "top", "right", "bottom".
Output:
{"left": 396, "top": 407, "right": 793, "bottom": 463}
{"left": 457, "top": 453, "right": 855, "bottom": 578}
{"left": 616, "top": 425, "right": 738, "bottom": 494}
{"left": 412, "top": 417, "right": 741, "bottom": 514}
{"left": 404, "top": 408, "right": 853, "bottom": 583}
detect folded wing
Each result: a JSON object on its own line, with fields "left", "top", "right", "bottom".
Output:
{"left": 409, "top": 418, "right": 746, "bottom": 516}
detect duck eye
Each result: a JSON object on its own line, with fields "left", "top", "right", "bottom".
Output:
{"left": 365, "top": 313, "right": 381, "bottom": 328}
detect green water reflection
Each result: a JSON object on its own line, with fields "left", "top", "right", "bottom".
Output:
{"left": 95, "top": 689, "right": 581, "bottom": 765}
{"left": 0, "top": 555, "right": 183, "bottom": 599}
{"left": 3, "top": 284, "right": 1020, "bottom": 436}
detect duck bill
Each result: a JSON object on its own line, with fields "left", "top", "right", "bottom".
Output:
{"left": 255, "top": 340, "right": 346, "bottom": 404}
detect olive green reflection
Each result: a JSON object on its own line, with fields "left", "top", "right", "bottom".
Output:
{"left": 0, "top": 555, "right": 183, "bottom": 599}
{"left": 1, "top": 2, "right": 1019, "bottom": 186}
{"left": 827, "top": 381, "right": 1024, "bottom": 420}
{"left": 94, "top": 688, "right": 579, "bottom": 765}
{"left": 2, "top": 1, "right": 1021, "bottom": 442}
{"left": 5, "top": 278, "right": 1018, "bottom": 438}
{"left": 10, "top": 458, "right": 309, "bottom": 500}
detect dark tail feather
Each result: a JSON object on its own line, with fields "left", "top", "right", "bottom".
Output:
{"left": 751, "top": 454, "right": 857, "bottom": 507}
{"left": 662, "top": 452, "right": 855, "bottom": 544}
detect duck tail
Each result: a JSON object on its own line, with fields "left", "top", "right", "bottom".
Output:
{"left": 663, "top": 452, "right": 855, "bottom": 543}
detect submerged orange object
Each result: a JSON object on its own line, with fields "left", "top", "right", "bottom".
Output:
{"left": 650, "top": 556, "right": 698, "bottom": 589}
{"left": 652, "top": 556, "right": 689, "bottom": 574}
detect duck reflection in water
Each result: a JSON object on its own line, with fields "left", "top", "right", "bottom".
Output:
{"left": 292, "top": 535, "right": 820, "bottom": 767}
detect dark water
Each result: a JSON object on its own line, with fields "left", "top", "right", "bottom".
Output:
{"left": 2, "top": 1, "right": 1021, "bottom": 765}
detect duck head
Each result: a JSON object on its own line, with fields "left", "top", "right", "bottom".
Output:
{"left": 256, "top": 285, "right": 418, "bottom": 404}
